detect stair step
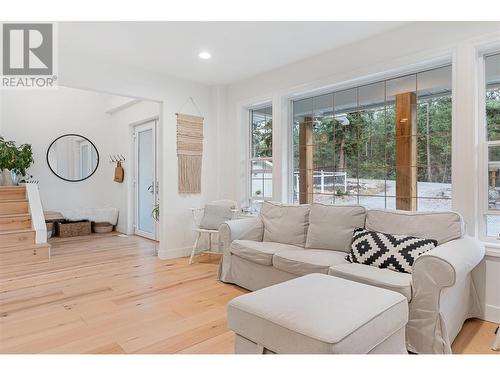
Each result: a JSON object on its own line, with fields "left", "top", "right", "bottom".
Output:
{"left": 0, "top": 213, "right": 32, "bottom": 230}
{"left": 0, "top": 200, "right": 29, "bottom": 215}
{"left": 0, "top": 242, "right": 50, "bottom": 252}
{"left": 0, "top": 186, "right": 26, "bottom": 201}
{"left": 0, "top": 243, "right": 51, "bottom": 265}
{"left": 0, "top": 229, "right": 35, "bottom": 247}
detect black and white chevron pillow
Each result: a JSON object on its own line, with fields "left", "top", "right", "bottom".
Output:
{"left": 346, "top": 228, "right": 438, "bottom": 274}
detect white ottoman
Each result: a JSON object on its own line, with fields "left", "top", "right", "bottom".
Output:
{"left": 227, "top": 273, "right": 408, "bottom": 354}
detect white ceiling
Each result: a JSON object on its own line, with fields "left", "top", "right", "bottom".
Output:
{"left": 59, "top": 22, "right": 408, "bottom": 86}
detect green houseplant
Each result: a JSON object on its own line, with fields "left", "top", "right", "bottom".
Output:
{"left": 14, "top": 143, "right": 34, "bottom": 180}
{"left": 0, "top": 136, "right": 34, "bottom": 185}
{"left": 152, "top": 203, "right": 160, "bottom": 222}
{"left": 0, "top": 136, "right": 16, "bottom": 170}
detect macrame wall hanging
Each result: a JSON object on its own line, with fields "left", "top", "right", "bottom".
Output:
{"left": 176, "top": 97, "right": 204, "bottom": 193}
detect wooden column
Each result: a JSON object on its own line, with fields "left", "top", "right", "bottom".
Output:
{"left": 490, "top": 169, "right": 497, "bottom": 190}
{"left": 395, "top": 92, "right": 417, "bottom": 211}
{"left": 299, "top": 117, "right": 313, "bottom": 204}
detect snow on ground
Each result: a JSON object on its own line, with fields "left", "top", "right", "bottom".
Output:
{"left": 313, "top": 179, "right": 452, "bottom": 211}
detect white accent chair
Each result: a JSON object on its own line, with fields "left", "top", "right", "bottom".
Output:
{"left": 189, "top": 200, "right": 238, "bottom": 264}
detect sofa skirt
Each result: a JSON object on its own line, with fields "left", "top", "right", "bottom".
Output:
{"left": 234, "top": 328, "right": 407, "bottom": 354}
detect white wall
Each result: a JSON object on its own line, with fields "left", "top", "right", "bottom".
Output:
{"left": 56, "top": 52, "right": 218, "bottom": 259}
{"left": 0, "top": 87, "right": 160, "bottom": 234}
{"left": 1, "top": 87, "right": 115, "bottom": 210}
{"left": 219, "top": 21, "right": 500, "bottom": 323}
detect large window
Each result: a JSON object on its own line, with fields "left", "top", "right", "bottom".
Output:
{"left": 483, "top": 53, "right": 500, "bottom": 238}
{"left": 250, "top": 105, "right": 273, "bottom": 202}
{"left": 292, "top": 65, "right": 452, "bottom": 211}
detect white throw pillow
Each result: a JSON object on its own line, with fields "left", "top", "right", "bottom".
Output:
{"left": 305, "top": 203, "right": 366, "bottom": 252}
{"left": 260, "top": 201, "right": 310, "bottom": 247}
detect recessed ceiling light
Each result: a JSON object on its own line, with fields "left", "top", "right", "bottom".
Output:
{"left": 198, "top": 51, "right": 211, "bottom": 60}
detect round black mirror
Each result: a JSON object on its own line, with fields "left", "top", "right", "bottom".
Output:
{"left": 47, "top": 134, "right": 99, "bottom": 182}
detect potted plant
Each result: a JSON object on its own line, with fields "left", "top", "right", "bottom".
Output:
{"left": 0, "top": 136, "right": 34, "bottom": 186}
{"left": 0, "top": 136, "right": 16, "bottom": 185}
{"left": 14, "top": 143, "right": 34, "bottom": 183}
{"left": 152, "top": 203, "right": 160, "bottom": 222}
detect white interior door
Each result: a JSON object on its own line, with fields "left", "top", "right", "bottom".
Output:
{"left": 134, "top": 120, "right": 158, "bottom": 240}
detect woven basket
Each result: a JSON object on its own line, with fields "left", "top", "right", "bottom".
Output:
{"left": 46, "top": 222, "right": 55, "bottom": 239}
{"left": 56, "top": 220, "right": 91, "bottom": 238}
{"left": 92, "top": 222, "right": 114, "bottom": 233}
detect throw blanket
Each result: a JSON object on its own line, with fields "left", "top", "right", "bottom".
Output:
{"left": 56, "top": 207, "right": 119, "bottom": 225}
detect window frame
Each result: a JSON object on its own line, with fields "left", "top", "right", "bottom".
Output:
{"left": 248, "top": 104, "right": 273, "bottom": 202}
{"left": 478, "top": 51, "right": 500, "bottom": 242}
{"left": 288, "top": 65, "right": 453, "bottom": 210}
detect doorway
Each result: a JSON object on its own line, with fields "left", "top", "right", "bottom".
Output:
{"left": 133, "top": 119, "right": 159, "bottom": 240}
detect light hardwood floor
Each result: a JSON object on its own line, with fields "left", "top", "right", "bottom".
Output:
{"left": 0, "top": 233, "right": 498, "bottom": 354}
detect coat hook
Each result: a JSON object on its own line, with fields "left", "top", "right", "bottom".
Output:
{"left": 109, "top": 154, "right": 126, "bottom": 163}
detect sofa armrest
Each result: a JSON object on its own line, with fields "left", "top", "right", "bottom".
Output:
{"left": 412, "top": 236, "right": 485, "bottom": 288}
{"left": 219, "top": 217, "right": 264, "bottom": 252}
{"left": 407, "top": 236, "right": 485, "bottom": 353}
{"left": 218, "top": 217, "right": 264, "bottom": 283}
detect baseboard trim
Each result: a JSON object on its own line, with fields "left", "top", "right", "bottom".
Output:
{"left": 483, "top": 304, "right": 500, "bottom": 324}
{"left": 157, "top": 246, "right": 190, "bottom": 260}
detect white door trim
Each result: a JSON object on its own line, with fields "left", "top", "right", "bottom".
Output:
{"left": 133, "top": 118, "right": 159, "bottom": 241}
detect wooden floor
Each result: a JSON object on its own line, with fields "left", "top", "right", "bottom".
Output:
{"left": 0, "top": 233, "right": 498, "bottom": 354}
{"left": 0, "top": 233, "right": 245, "bottom": 354}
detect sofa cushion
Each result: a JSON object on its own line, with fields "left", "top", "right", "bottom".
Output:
{"left": 329, "top": 263, "right": 413, "bottom": 301}
{"left": 231, "top": 240, "right": 303, "bottom": 266}
{"left": 273, "top": 249, "right": 348, "bottom": 276}
{"left": 366, "top": 209, "right": 464, "bottom": 245}
{"left": 305, "top": 204, "right": 366, "bottom": 252}
{"left": 260, "top": 201, "right": 310, "bottom": 247}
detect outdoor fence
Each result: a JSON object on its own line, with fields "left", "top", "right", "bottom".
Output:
{"left": 293, "top": 170, "right": 347, "bottom": 201}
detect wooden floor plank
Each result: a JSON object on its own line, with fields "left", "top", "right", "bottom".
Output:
{"left": 178, "top": 331, "right": 235, "bottom": 354}
{"left": 452, "top": 318, "right": 499, "bottom": 354}
{"left": 0, "top": 232, "right": 497, "bottom": 354}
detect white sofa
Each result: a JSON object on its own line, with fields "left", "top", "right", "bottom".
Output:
{"left": 218, "top": 201, "right": 485, "bottom": 354}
